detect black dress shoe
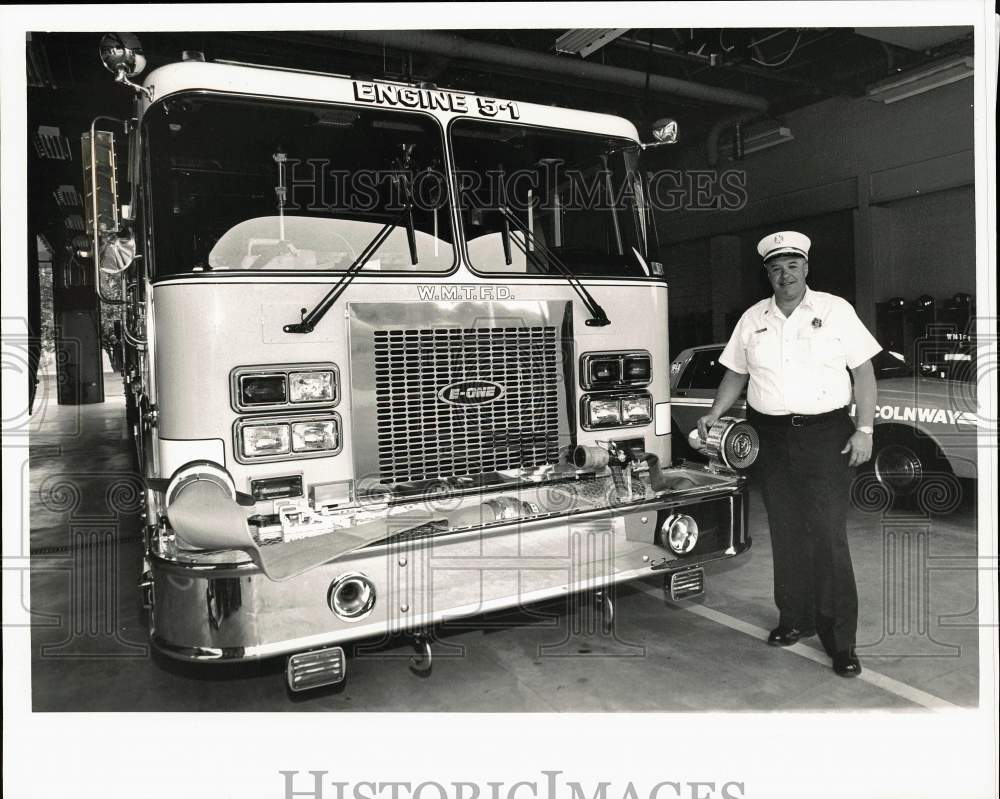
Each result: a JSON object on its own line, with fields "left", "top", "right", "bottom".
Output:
{"left": 832, "top": 650, "right": 862, "bottom": 677}
{"left": 767, "top": 626, "right": 816, "bottom": 646}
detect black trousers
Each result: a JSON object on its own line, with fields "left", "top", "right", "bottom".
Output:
{"left": 748, "top": 406, "right": 859, "bottom": 654}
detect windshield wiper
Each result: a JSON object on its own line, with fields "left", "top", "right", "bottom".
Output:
{"left": 283, "top": 203, "right": 411, "bottom": 334}
{"left": 285, "top": 145, "right": 420, "bottom": 335}
{"left": 496, "top": 206, "right": 611, "bottom": 327}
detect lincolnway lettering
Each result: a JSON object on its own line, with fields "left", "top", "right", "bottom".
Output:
{"left": 849, "top": 403, "right": 980, "bottom": 427}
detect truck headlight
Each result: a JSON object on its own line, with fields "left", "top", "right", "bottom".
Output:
{"left": 241, "top": 423, "right": 291, "bottom": 457}
{"left": 621, "top": 394, "right": 652, "bottom": 424}
{"left": 582, "top": 392, "right": 652, "bottom": 429}
{"left": 623, "top": 354, "right": 651, "bottom": 383}
{"left": 587, "top": 357, "right": 622, "bottom": 387}
{"left": 581, "top": 351, "right": 652, "bottom": 389}
{"left": 290, "top": 371, "right": 336, "bottom": 403}
{"left": 235, "top": 413, "right": 342, "bottom": 462}
{"left": 585, "top": 397, "right": 622, "bottom": 428}
{"left": 231, "top": 363, "right": 339, "bottom": 412}
{"left": 292, "top": 419, "right": 339, "bottom": 452}
{"left": 239, "top": 374, "right": 286, "bottom": 406}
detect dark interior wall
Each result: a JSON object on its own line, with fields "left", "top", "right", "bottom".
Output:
{"left": 871, "top": 186, "right": 976, "bottom": 300}
{"left": 655, "top": 76, "right": 975, "bottom": 338}
{"left": 664, "top": 238, "right": 713, "bottom": 358}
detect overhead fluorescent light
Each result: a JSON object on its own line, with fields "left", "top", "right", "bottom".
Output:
{"left": 719, "top": 124, "right": 794, "bottom": 158}
{"left": 867, "top": 56, "right": 973, "bottom": 104}
{"left": 555, "top": 29, "right": 629, "bottom": 58}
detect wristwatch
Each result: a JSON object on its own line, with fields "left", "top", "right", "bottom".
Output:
{"left": 857, "top": 426, "right": 874, "bottom": 435}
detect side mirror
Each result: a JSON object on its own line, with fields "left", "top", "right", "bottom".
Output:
{"left": 99, "top": 33, "right": 151, "bottom": 99}
{"left": 609, "top": 118, "right": 680, "bottom": 157}
{"left": 99, "top": 32, "right": 146, "bottom": 78}
{"left": 650, "top": 118, "right": 679, "bottom": 144}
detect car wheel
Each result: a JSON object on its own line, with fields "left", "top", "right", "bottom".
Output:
{"left": 873, "top": 440, "right": 926, "bottom": 495}
{"left": 869, "top": 429, "right": 960, "bottom": 513}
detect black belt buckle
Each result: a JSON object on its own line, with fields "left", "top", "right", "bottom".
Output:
{"left": 791, "top": 414, "right": 806, "bottom": 427}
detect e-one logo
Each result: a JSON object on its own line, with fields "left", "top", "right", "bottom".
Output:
{"left": 438, "top": 380, "right": 505, "bottom": 406}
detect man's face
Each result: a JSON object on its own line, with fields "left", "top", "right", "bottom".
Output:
{"left": 765, "top": 255, "right": 809, "bottom": 304}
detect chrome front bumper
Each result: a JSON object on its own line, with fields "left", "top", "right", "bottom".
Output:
{"left": 147, "top": 474, "right": 750, "bottom": 663}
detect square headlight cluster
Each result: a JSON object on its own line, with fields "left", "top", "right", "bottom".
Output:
{"left": 236, "top": 415, "right": 341, "bottom": 462}
{"left": 233, "top": 364, "right": 339, "bottom": 412}
{"left": 231, "top": 363, "right": 342, "bottom": 463}
{"left": 580, "top": 351, "right": 653, "bottom": 430}
{"left": 582, "top": 352, "right": 651, "bottom": 389}
{"left": 582, "top": 393, "right": 652, "bottom": 430}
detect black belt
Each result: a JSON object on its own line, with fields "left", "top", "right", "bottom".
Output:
{"left": 747, "top": 406, "right": 848, "bottom": 428}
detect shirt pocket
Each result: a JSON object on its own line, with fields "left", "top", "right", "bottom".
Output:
{"left": 746, "top": 330, "right": 778, "bottom": 368}
{"left": 804, "top": 329, "right": 845, "bottom": 366}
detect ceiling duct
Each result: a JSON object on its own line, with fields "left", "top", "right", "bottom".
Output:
{"left": 866, "top": 55, "right": 973, "bottom": 104}
{"left": 554, "top": 29, "right": 629, "bottom": 58}
{"left": 327, "top": 30, "right": 769, "bottom": 111}
{"left": 706, "top": 111, "right": 759, "bottom": 166}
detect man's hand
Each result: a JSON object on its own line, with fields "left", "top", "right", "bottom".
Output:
{"left": 841, "top": 430, "right": 873, "bottom": 467}
{"left": 697, "top": 413, "right": 720, "bottom": 442}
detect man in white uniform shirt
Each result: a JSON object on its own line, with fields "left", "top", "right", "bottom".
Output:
{"left": 697, "top": 231, "right": 880, "bottom": 677}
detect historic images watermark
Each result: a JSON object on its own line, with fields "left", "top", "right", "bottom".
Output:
{"left": 276, "top": 161, "right": 749, "bottom": 215}
{"left": 279, "top": 771, "right": 747, "bottom": 799}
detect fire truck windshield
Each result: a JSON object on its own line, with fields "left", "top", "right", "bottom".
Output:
{"left": 144, "top": 93, "right": 455, "bottom": 278}
{"left": 450, "top": 118, "right": 654, "bottom": 279}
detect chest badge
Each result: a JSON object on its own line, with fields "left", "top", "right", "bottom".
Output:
{"left": 811, "top": 317, "right": 823, "bottom": 328}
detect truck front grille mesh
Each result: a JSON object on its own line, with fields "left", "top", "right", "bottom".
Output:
{"left": 373, "top": 326, "right": 561, "bottom": 483}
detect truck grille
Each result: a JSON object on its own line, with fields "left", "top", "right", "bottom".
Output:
{"left": 373, "top": 326, "right": 561, "bottom": 483}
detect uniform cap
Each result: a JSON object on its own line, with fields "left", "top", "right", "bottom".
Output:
{"left": 757, "top": 231, "right": 811, "bottom": 262}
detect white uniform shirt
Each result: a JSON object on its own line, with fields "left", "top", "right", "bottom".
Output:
{"left": 719, "top": 288, "right": 881, "bottom": 415}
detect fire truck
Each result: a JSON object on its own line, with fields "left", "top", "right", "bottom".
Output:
{"left": 84, "top": 34, "right": 757, "bottom": 692}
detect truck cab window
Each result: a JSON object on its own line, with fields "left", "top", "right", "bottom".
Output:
{"left": 144, "top": 94, "right": 454, "bottom": 278}
{"left": 451, "top": 119, "right": 651, "bottom": 279}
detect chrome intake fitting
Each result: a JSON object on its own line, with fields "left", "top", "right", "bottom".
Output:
{"left": 573, "top": 444, "right": 610, "bottom": 470}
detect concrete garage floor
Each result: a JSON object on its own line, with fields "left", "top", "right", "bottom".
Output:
{"left": 27, "top": 372, "right": 979, "bottom": 711}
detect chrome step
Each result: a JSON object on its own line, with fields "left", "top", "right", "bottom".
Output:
{"left": 667, "top": 567, "right": 705, "bottom": 601}
{"left": 286, "top": 646, "right": 346, "bottom": 692}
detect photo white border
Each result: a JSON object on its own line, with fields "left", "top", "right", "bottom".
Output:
{"left": 2, "top": 3, "right": 996, "bottom": 798}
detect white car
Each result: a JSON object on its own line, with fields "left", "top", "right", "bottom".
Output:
{"left": 669, "top": 344, "right": 981, "bottom": 512}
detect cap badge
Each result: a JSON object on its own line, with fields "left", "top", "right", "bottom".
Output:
{"left": 773, "top": 234, "right": 784, "bottom": 244}
{"left": 812, "top": 318, "right": 822, "bottom": 328}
